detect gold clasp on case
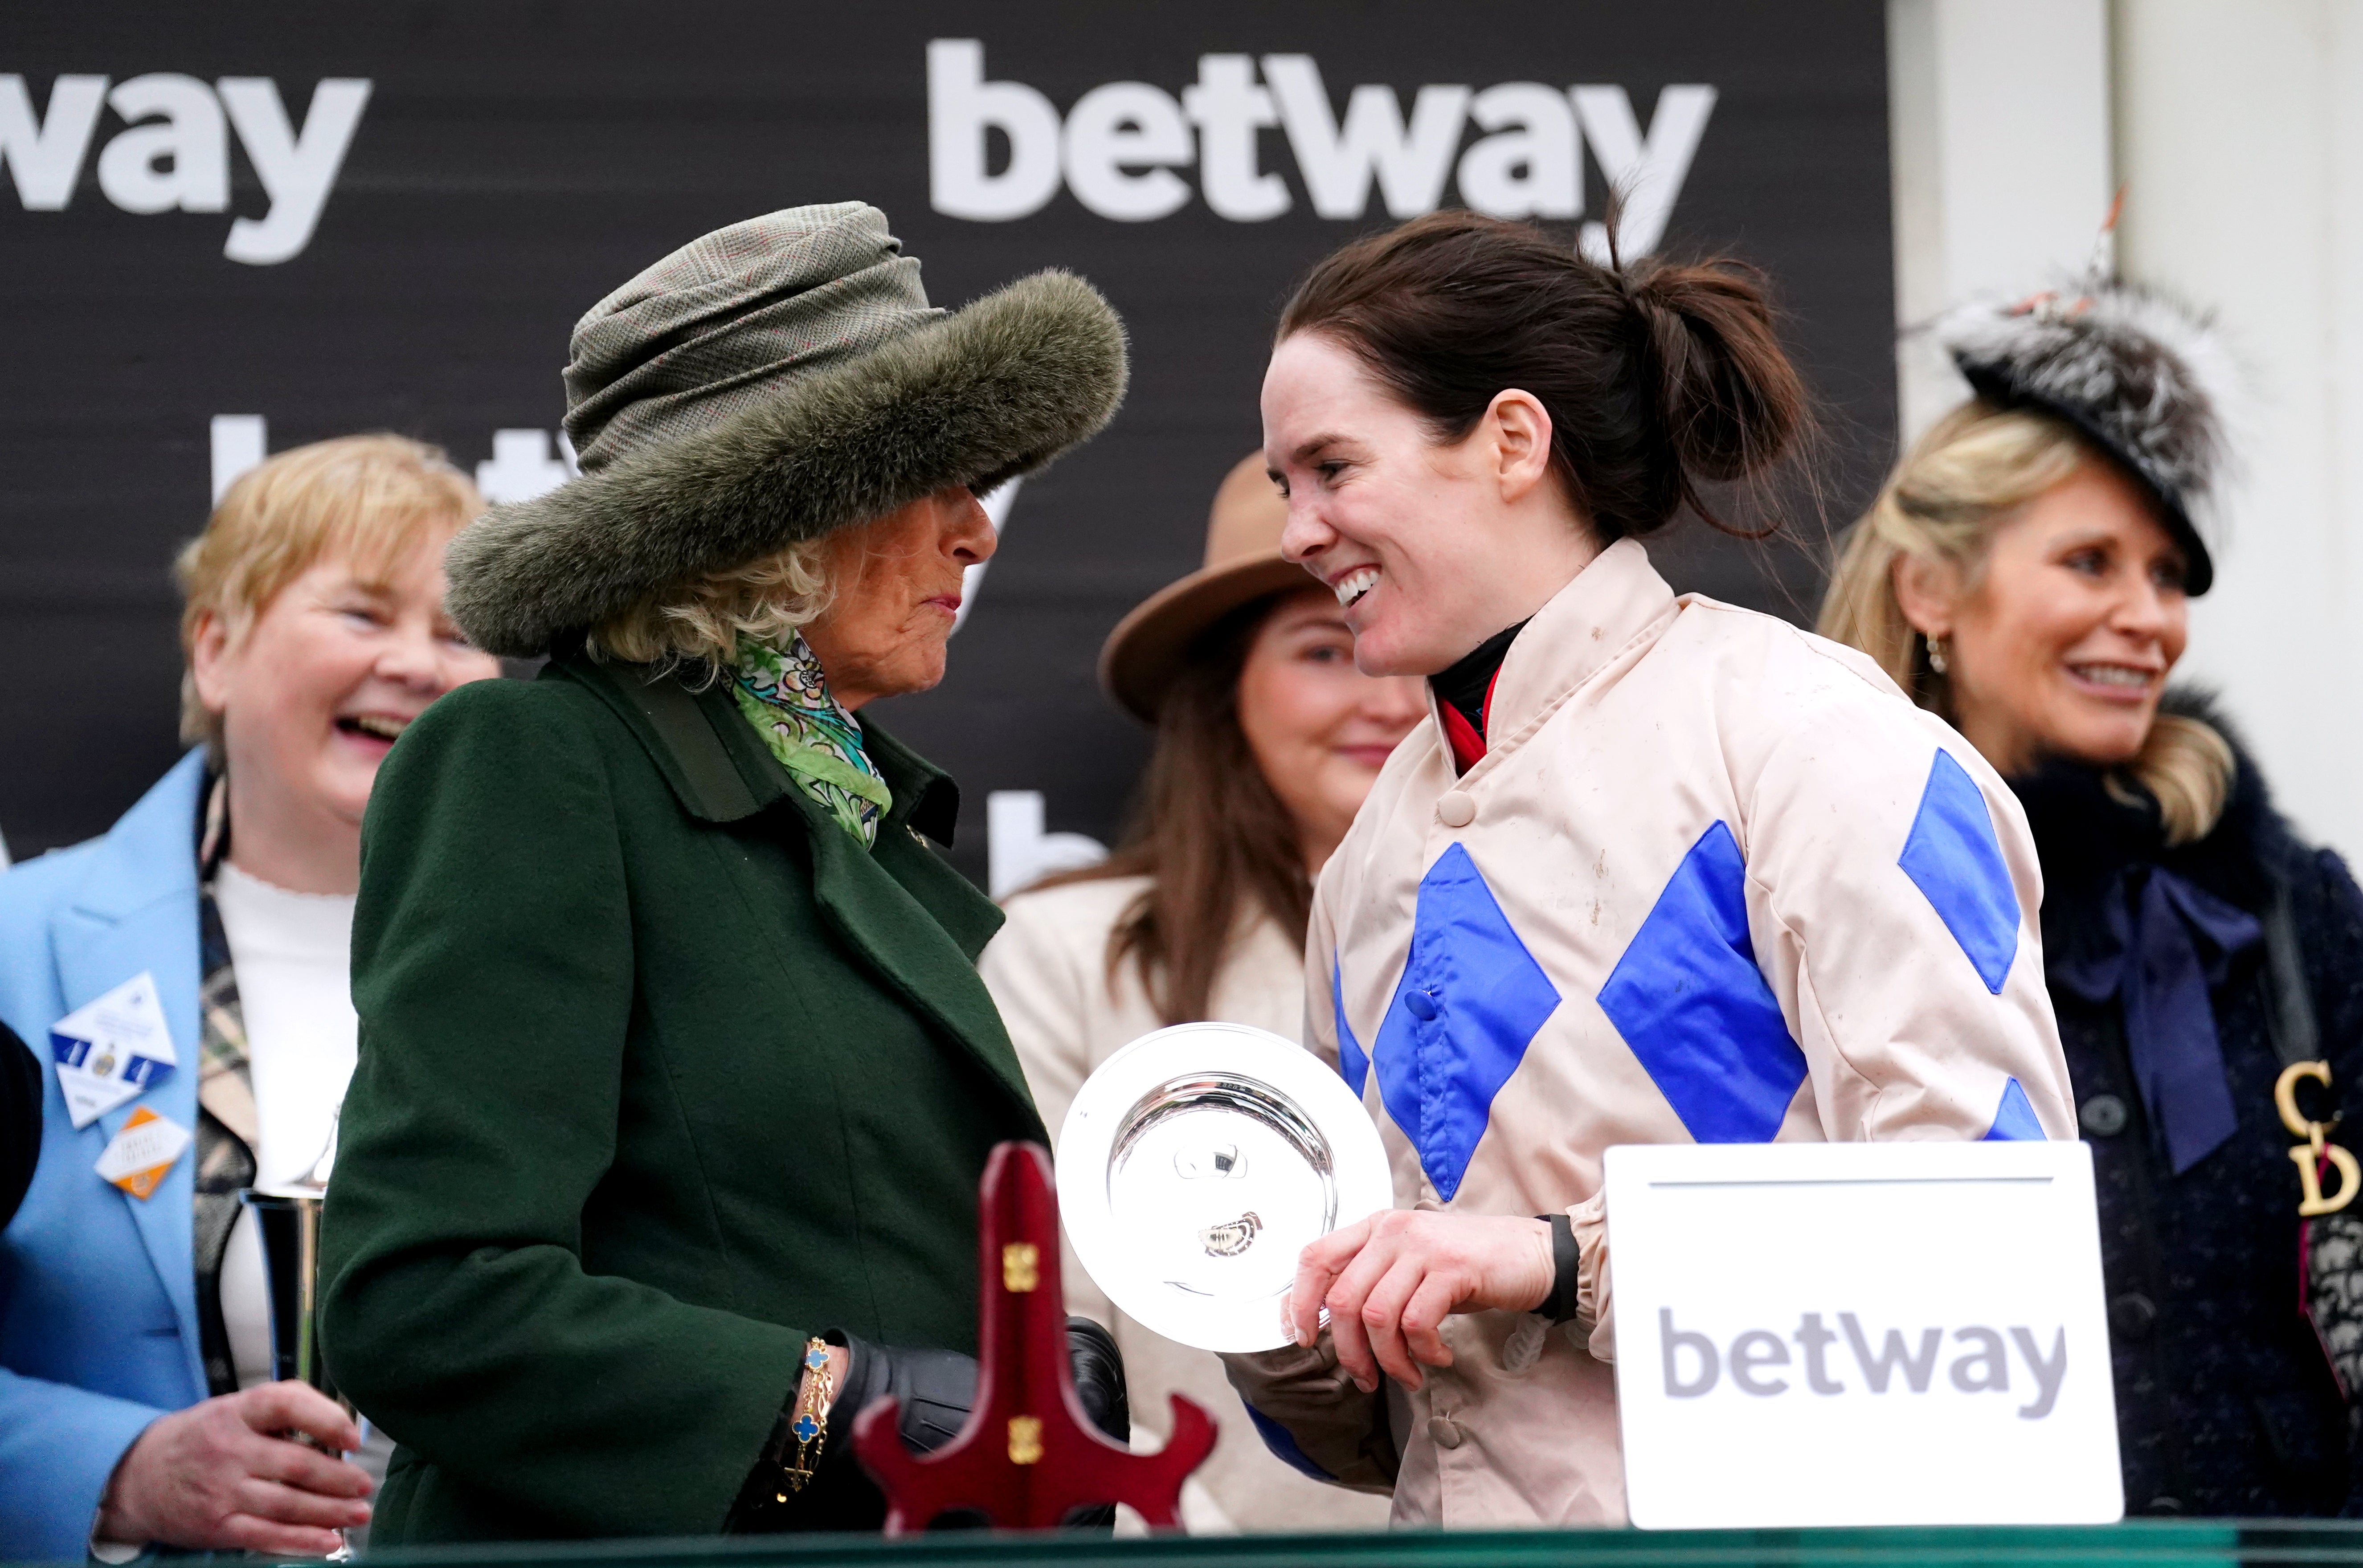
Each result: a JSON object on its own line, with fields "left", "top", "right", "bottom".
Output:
{"left": 2277, "top": 1060, "right": 2359, "bottom": 1217}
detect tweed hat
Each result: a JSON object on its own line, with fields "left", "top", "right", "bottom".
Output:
{"left": 1100, "top": 452, "right": 1316, "bottom": 723}
{"left": 1939, "top": 275, "right": 2235, "bottom": 595}
{"left": 446, "top": 202, "right": 1129, "bottom": 656}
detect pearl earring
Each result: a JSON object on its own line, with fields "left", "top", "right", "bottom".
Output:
{"left": 1926, "top": 637, "right": 1949, "bottom": 675}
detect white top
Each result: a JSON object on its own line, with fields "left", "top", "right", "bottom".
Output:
{"left": 211, "top": 862, "right": 359, "bottom": 1390}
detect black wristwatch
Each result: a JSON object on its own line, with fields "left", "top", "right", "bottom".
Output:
{"left": 1535, "top": 1213, "right": 1581, "bottom": 1325}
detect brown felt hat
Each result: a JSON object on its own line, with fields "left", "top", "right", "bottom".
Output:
{"left": 1099, "top": 452, "right": 1320, "bottom": 723}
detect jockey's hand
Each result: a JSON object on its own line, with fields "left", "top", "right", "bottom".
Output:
{"left": 1285, "top": 1210, "right": 1555, "bottom": 1393}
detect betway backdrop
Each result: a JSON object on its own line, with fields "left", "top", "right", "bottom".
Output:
{"left": 0, "top": 3, "right": 1893, "bottom": 889}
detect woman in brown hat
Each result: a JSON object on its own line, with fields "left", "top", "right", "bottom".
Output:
{"left": 979, "top": 453, "right": 1423, "bottom": 1533}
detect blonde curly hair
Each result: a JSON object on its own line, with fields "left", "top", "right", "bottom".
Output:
{"left": 584, "top": 538, "right": 835, "bottom": 671}
{"left": 1819, "top": 401, "right": 2232, "bottom": 846}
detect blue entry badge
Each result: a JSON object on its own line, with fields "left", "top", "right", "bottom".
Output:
{"left": 51, "top": 972, "right": 177, "bottom": 1129}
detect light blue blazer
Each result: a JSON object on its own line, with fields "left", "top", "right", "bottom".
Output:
{"left": 0, "top": 751, "right": 208, "bottom": 1560}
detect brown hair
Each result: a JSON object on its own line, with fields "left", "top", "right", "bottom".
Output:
{"left": 176, "top": 434, "right": 482, "bottom": 752}
{"left": 1034, "top": 596, "right": 1311, "bottom": 1027}
{"left": 1819, "top": 400, "right": 2233, "bottom": 845}
{"left": 1276, "top": 210, "right": 1810, "bottom": 539}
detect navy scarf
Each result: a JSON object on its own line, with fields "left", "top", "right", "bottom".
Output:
{"left": 2049, "top": 863, "right": 2260, "bottom": 1174}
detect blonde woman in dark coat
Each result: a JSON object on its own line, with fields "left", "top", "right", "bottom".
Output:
{"left": 1822, "top": 275, "right": 2363, "bottom": 1516}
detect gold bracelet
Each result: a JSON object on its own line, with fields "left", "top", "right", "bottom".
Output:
{"left": 782, "top": 1338, "right": 834, "bottom": 1494}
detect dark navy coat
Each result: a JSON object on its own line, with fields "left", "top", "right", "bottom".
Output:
{"left": 2014, "top": 705, "right": 2363, "bottom": 1517}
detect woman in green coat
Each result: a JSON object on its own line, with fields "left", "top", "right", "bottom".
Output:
{"left": 319, "top": 203, "right": 1130, "bottom": 1542}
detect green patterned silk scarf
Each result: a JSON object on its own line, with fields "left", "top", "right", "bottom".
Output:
{"left": 730, "top": 633, "right": 892, "bottom": 848}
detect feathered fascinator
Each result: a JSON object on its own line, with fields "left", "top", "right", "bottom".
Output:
{"left": 1937, "top": 258, "right": 2239, "bottom": 596}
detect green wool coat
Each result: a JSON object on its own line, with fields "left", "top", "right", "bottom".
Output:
{"left": 318, "top": 650, "right": 1046, "bottom": 1543}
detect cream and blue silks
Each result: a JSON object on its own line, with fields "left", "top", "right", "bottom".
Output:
{"left": 1332, "top": 748, "right": 2045, "bottom": 1204}
{"left": 1249, "top": 539, "right": 2074, "bottom": 1528}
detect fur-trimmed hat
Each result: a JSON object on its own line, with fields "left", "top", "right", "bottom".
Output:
{"left": 1939, "top": 276, "right": 2236, "bottom": 595}
{"left": 445, "top": 202, "right": 1129, "bottom": 656}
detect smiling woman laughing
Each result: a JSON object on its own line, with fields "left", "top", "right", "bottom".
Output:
{"left": 0, "top": 434, "right": 498, "bottom": 1562}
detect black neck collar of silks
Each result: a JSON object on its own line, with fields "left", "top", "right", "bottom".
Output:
{"left": 1431, "top": 619, "right": 1530, "bottom": 739}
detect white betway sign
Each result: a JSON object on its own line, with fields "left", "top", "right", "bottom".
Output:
{"left": 0, "top": 74, "right": 369, "bottom": 264}
{"left": 929, "top": 41, "right": 1714, "bottom": 257}
{"left": 1607, "top": 1140, "right": 2122, "bottom": 1529}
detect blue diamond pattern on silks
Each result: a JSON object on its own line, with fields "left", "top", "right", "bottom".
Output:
{"left": 1597, "top": 820, "right": 1807, "bottom": 1144}
{"left": 1367, "top": 842, "right": 1561, "bottom": 1201}
{"left": 1983, "top": 1076, "right": 2046, "bottom": 1141}
{"left": 1332, "top": 958, "right": 1370, "bottom": 1099}
{"left": 792, "top": 1414, "right": 821, "bottom": 1443}
{"left": 1898, "top": 748, "right": 2021, "bottom": 994}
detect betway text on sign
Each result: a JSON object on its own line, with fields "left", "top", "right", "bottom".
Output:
{"left": 1607, "top": 1141, "right": 2122, "bottom": 1529}
{"left": 0, "top": 4, "right": 1893, "bottom": 886}
{"left": 928, "top": 41, "right": 1712, "bottom": 259}
{"left": 0, "top": 74, "right": 366, "bottom": 263}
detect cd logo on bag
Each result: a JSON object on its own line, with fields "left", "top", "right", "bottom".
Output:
{"left": 2277, "top": 1060, "right": 2359, "bottom": 1217}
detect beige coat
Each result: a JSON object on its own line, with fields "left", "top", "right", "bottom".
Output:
{"left": 979, "top": 875, "right": 1393, "bottom": 1534}
{"left": 1226, "top": 539, "right": 2073, "bottom": 1527}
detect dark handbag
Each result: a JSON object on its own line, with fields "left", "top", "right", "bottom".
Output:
{"left": 2260, "top": 866, "right": 2363, "bottom": 1399}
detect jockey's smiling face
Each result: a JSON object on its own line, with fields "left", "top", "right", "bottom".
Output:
{"left": 1261, "top": 331, "right": 1600, "bottom": 679}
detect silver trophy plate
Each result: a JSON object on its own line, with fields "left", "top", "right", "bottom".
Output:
{"left": 1057, "top": 1022, "right": 1394, "bottom": 1353}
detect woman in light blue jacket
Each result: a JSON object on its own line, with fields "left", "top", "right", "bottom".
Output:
{"left": 0, "top": 436, "right": 497, "bottom": 1559}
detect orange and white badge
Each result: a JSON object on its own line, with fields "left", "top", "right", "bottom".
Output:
{"left": 94, "top": 1107, "right": 192, "bottom": 1200}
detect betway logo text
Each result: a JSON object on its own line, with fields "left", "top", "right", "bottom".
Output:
{"left": 0, "top": 74, "right": 369, "bottom": 264}
{"left": 1660, "top": 1309, "right": 2069, "bottom": 1420}
{"left": 929, "top": 41, "right": 1713, "bottom": 259}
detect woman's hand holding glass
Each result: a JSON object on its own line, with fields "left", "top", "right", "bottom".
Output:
{"left": 95, "top": 1382, "right": 372, "bottom": 1556}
